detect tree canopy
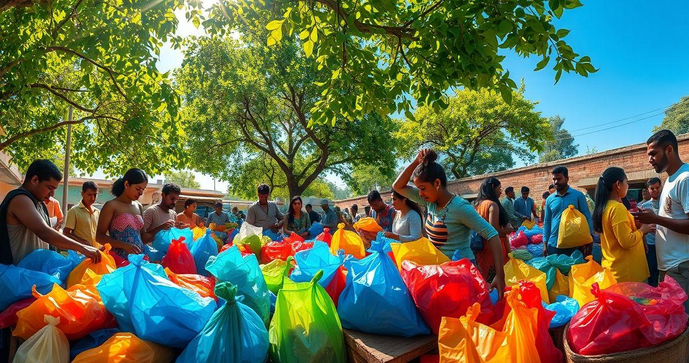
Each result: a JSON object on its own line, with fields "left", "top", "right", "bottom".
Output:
{"left": 655, "top": 96, "right": 689, "bottom": 135}
{"left": 165, "top": 170, "right": 200, "bottom": 189}
{"left": 538, "top": 115, "right": 578, "bottom": 162}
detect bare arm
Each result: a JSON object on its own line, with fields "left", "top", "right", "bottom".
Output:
{"left": 63, "top": 228, "right": 90, "bottom": 245}
{"left": 487, "top": 235, "right": 506, "bottom": 300}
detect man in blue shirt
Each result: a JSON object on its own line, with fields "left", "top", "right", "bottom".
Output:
{"left": 543, "top": 166, "right": 594, "bottom": 256}
{"left": 513, "top": 186, "right": 538, "bottom": 222}
{"left": 639, "top": 177, "right": 661, "bottom": 287}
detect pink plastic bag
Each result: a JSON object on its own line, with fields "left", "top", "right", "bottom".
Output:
{"left": 531, "top": 234, "right": 543, "bottom": 244}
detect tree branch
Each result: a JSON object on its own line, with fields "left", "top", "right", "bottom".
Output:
{"left": 52, "top": 0, "right": 82, "bottom": 38}
{"left": 29, "top": 83, "right": 96, "bottom": 113}
{"left": 314, "top": 0, "right": 418, "bottom": 40}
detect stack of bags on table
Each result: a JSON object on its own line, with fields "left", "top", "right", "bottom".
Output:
{"left": 509, "top": 223, "right": 545, "bottom": 259}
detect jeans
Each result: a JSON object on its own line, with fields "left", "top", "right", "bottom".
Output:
{"left": 646, "top": 244, "right": 659, "bottom": 287}
{"left": 660, "top": 260, "right": 689, "bottom": 313}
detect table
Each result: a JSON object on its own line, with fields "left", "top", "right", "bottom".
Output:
{"left": 343, "top": 329, "right": 437, "bottom": 363}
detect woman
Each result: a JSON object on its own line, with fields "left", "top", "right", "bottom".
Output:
{"left": 96, "top": 168, "right": 148, "bottom": 258}
{"left": 393, "top": 149, "right": 505, "bottom": 297}
{"left": 283, "top": 196, "right": 311, "bottom": 239}
{"left": 385, "top": 191, "right": 423, "bottom": 242}
{"left": 539, "top": 191, "right": 550, "bottom": 223}
{"left": 474, "top": 177, "right": 514, "bottom": 282}
{"left": 592, "top": 167, "right": 650, "bottom": 283}
{"left": 177, "top": 198, "right": 202, "bottom": 228}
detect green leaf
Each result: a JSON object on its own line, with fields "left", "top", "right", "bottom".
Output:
{"left": 498, "top": 19, "right": 513, "bottom": 35}
{"left": 303, "top": 40, "right": 314, "bottom": 57}
{"left": 534, "top": 56, "right": 550, "bottom": 71}
{"left": 556, "top": 29, "right": 570, "bottom": 38}
{"left": 266, "top": 20, "right": 284, "bottom": 30}
{"left": 310, "top": 27, "right": 318, "bottom": 42}
{"left": 299, "top": 30, "right": 310, "bottom": 40}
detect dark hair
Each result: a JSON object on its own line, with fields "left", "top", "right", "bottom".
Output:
{"left": 647, "top": 129, "right": 678, "bottom": 152}
{"left": 161, "top": 183, "right": 181, "bottom": 195}
{"left": 592, "top": 167, "right": 627, "bottom": 233}
{"left": 367, "top": 190, "right": 383, "bottom": 203}
{"left": 542, "top": 191, "right": 550, "bottom": 199}
{"left": 351, "top": 204, "right": 358, "bottom": 212}
{"left": 305, "top": 203, "right": 312, "bottom": 209}
{"left": 552, "top": 166, "right": 569, "bottom": 178}
{"left": 521, "top": 186, "right": 530, "bottom": 193}
{"left": 287, "top": 196, "right": 303, "bottom": 225}
{"left": 24, "top": 159, "right": 62, "bottom": 184}
{"left": 646, "top": 177, "right": 661, "bottom": 188}
{"left": 392, "top": 190, "right": 424, "bottom": 220}
{"left": 82, "top": 181, "right": 98, "bottom": 192}
{"left": 184, "top": 198, "right": 197, "bottom": 208}
{"left": 111, "top": 168, "right": 148, "bottom": 197}
{"left": 548, "top": 184, "right": 555, "bottom": 190}
{"left": 214, "top": 201, "right": 223, "bottom": 207}
{"left": 475, "top": 177, "right": 509, "bottom": 227}
{"left": 257, "top": 184, "right": 270, "bottom": 195}
{"left": 412, "top": 150, "right": 447, "bottom": 187}
{"left": 504, "top": 186, "right": 514, "bottom": 193}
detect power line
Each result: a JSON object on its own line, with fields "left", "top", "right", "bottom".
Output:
{"left": 566, "top": 105, "right": 670, "bottom": 133}
{"left": 551, "top": 111, "right": 665, "bottom": 143}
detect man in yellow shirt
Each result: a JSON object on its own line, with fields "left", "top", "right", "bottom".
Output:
{"left": 63, "top": 181, "right": 100, "bottom": 247}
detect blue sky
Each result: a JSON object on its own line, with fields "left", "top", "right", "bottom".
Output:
{"left": 152, "top": 0, "right": 689, "bottom": 191}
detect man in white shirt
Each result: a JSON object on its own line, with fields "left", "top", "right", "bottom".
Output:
{"left": 635, "top": 130, "right": 689, "bottom": 312}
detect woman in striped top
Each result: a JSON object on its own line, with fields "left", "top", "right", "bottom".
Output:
{"left": 393, "top": 149, "right": 505, "bottom": 299}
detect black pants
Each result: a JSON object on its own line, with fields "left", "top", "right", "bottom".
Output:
{"left": 1, "top": 327, "right": 10, "bottom": 363}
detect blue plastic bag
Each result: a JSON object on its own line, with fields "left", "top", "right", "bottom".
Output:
{"left": 152, "top": 227, "right": 194, "bottom": 253}
{"left": 144, "top": 244, "right": 166, "bottom": 263}
{"left": 290, "top": 241, "right": 344, "bottom": 289}
{"left": 178, "top": 282, "right": 269, "bottom": 363}
{"left": 526, "top": 243, "right": 545, "bottom": 258}
{"left": 547, "top": 250, "right": 584, "bottom": 275}
{"left": 544, "top": 295, "right": 579, "bottom": 328}
{"left": 17, "top": 249, "right": 80, "bottom": 283}
{"left": 227, "top": 228, "right": 240, "bottom": 244}
{"left": 190, "top": 229, "right": 219, "bottom": 276}
{"left": 374, "top": 232, "right": 397, "bottom": 253}
{"left": 308, "top": 222, "right": 324, "bottom": 239}
{"left": 69, "top": 328, "right": 120, "bottom": 360}
{"left": 96, "top": 254, "right": 215, "bottom": 348}
{"left": 0, "top": 264, "right": 60, "bottom": 311}
{"left": 262, "top": 229, "right": 283, "bottom": 242}
{"left": 337, "top": 240, "right": 429, "bottom": 337}
{"left": 206, "top": 246, "right": 271, "bottom": 326}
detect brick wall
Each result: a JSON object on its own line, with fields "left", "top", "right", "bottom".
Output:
{"left": 336, "top": 134, "right": 689, "bottom": 210}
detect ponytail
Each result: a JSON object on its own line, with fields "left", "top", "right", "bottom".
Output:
{"left": 111, "top": 168, "right": 148, "bottom": 197}
{"left": 592, "top": 167, "right": 627, "bottom": 233}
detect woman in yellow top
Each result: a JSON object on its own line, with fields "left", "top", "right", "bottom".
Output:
{"left": 592, "top": 167, "right": 651, "bottom": 282}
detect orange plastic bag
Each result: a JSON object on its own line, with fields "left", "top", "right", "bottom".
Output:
{"left": 390, "top": 238, "right": 450, "bottom": 271}
{"left": 165, "top": 268, "right": 217, "bottom": 301}
{"left": 353, "top": 217, "right": 383, "bottom": 233}
{"left": 14, "top": 283, "right": 116, "bottom": 340}
{"left": 330, "top": 223, "right": 366, "bottom": 259}
{"left": 504, "top": 254, "right": 549, "bottom": 303}
{"left": 557, "top": 205, "right": 593, "bottom": 249}
{"left": 66, "top": 244, "right": 116, "bottom": 287}
{"left": 569, "top": 256, "right": 617, "bottom": 306}
{"left": 72, "top": 332, "right": 175, "bottom": 363}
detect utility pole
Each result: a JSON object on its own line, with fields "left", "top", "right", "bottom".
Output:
{"left": 62, "top": 106, "right": 73, "bottom": 211}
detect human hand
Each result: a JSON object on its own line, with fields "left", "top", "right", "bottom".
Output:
{"left": 491, "top": 274, "right": 506, "bottom": 301}
{"left": 80, "top": 245, "right": 102, "bottom": 263}
{"left": 414, "top": 149, "right": 433, "bottom": 164}
{"left": 115, "top": 242, "right": 142, "bottom": 255}
{"left": 631, "top": 208, "right": 657, "bottom": 224}
{"left": 162, "top": 220, "right": 175, "bottom": 230}
{"left": 640, "top": 223, "right": 652, "bottom": 235}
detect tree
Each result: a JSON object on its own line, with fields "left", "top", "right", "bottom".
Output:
{"left": 539, "top": 115, "right": 578, "bottom": 163}
{"left": 397, "top": 87, "right": 550, "bottom": 179}
{"left": 165, "top": 170, "right": 200, "bottom": 189}
{"left": 655, "top": 96, "right": 689, "bottom": 135}
{"left": 176, "top": 36, "right": 399, "bottom": 199}
{"left": 0, "top": 0, "right": 203, "bottom": 175}
{"left": 348, "top": 164, "right": 399, "bottom": 196}
{"left": 327, "top": 181, "right": 352, "bottom": 200}
{"left": 204, "top": 0, "right": 596, "bottom": 125}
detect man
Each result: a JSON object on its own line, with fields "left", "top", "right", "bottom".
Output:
{"left": 501, "top": 187, "right": 520, "bottom": 228}
{"left": 207, "top": 201, "right": 231, "bottom": 226}
{"left": 641, "top": 188, "right": 651, "bottom": 204}
{"left": 513, "top": 186, "right": 538, "bottom": 222}
{"left": 634, "top": 130, "right": 689, "bottom": 312}
{"left": 539, "top": 191, "right": 550, "bottom": 223}
{"left": 542, "top": 166, "right": 593, "bottom": 257}
{"left": 351, "top": 204, "right": 362, "bottom": 223}
{"left": 639, "top": 177, "right": 662, "bottom": 287}
{"left": 368, "top": 190, "right": 396, "bottom": 232}
{"left": 364, "top": 205, "right": 371, "bottom": 217}
{"left": 44, "top": 196, "right": 63, "bottom": 230}
{"left": 63, "top": 181, "right": 100, "bottom": 247}
{"left": 320, "top": 199, "right": 338, "bottom": 234}
{"left": 246, "top": 184, "right": 284, "bottom": 233}
{"left": 305, "top": 203, "right": 321, "bottom": 224}
{"left": 143, "top": 183, "right": 182, "bottom": 243}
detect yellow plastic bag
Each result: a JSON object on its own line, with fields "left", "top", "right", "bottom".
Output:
{"left": 13, "top": 315, "right": 69, "bottom": 363}
{"left": 504, "top": 254, "right": 549, "bottom": 303}
{"left": 192, "top": 227, "right": 206, "bottom": 241}
{"left": 549, "top": 269, "right": 569, "bottom": 302}
{"left": 66, "top": 244, "right": 116, "bottom": 287}
{"left": 521, "top": 219, "right": 536, "bottom": 229}
{"left": 72, "top": 332, "right": 175, "bottom": 363}
{"left": 569, "top": 256, "right": 617, "bottom": 306}
{"left": 330, "top": 223, "right": 366, "bottom": 259}
{"left": 390, "top": 237, "right": 450, "bottom": 271}
{"left": 557, "top": 205, "right": 593, "bottom": 248}
{"left": 353, "top": 217, "right": 383, "bottom": 233}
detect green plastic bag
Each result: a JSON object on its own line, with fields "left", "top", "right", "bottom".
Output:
{"left": 269, "top": 271, "right": 346, "bottom": 363}
{"left": 261, "top": 257, "right": 294, "bottom": 294}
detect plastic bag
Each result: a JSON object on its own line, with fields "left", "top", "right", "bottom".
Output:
{"left": 66, "top": 244, "right": 116, "bottom": 287}
{"left": 261, "top": 257, "right": 294, "bottom": 294}
{"left": 526, "top": 243, "right": 544, "bottom": 258}
{"left": 234, "top": 223, "right": 265, "bottom": 256}
{"left": 165, "top": 268, "right": 217, "bottom": 301}
{"left": 308, "top": 222, "right": 324, "bottom": 239}
{"left": 353, "top": 217, "right": 383, "bottom": 233}
{"left": 261, "top": 241, "right": 294, "bottom": 264}
{"left": 544, "top": 295, "right": 578, "bottom": 328}
{"left": 290, "top": 241, "right": 347, "bottom": 306}
{"left": 161, "top": 237, "right": 197, "bottom": 275}
{"left": 401, "top": 259, "right": 492, "bottom": 335}
{"left": 206, "top": 246, "right": 271, "bottom": 326}
{"left": 338, "top": 240, "right": 429, "bottom": 336}
{"left": 177, "top": 282, "right": 269, "bottom": 363}
{"left": 152, "top": 227, "right": 193, "bottom": 253}
{"left": 96, "top": 254, "right": 216, "bottom": 348}
{"left": 71, "top": 332, "right": 175, "bottom": 363}
{"left": 531, "top": 234, "right": 543, "bottom": 244}
{"left": 568, "top": 277, "right": 688, "bottom": 355}
{"left": 14, "top": 284, "right": 116, "bottom": 340}
{"left": 190, "top": 229, "right": 219, "bottom": 276}
{"left": 504, "top": 254, "right": 549, "bottom": 303}
{"left": 569, "top": 256, "right": 617, "bottom": 306}
{"left": 330, "top": 223, "right": 366, "bottom": 259}
{"left": 269, "top": 271, "right": 346, "bottom": 363}
{"left": 143, "top": 244, "right": 165, "bottom": 263}
{"left": 509, "top": 231, "right": 529, "bottom": 249}
{"left": 316, "top": 228, "right": 332, "bottom": 245}
{"left": 511, "top": 249, "right": 533, "bottom": 261}
{"left": 13, "top": 316, "right": 69, "bottom": 363}
{"left": 549, "top": 270, "right": 569, "bottom": 302}
{"left": 283, "top": 232, "right": 305, "bottom": 244}
{"left": 548, "top": 250, "right": 584, "bottom": 275}
{"left": 192, "top": 226, "right": 206, "bottom": 241}
{"left": 70, "top": 328, "right": 120, "bottom": 360}
{"left": 0, "top": 264, "right": 60, "bottom": 311}
{"left": 17, "top": 249, "right": 79, "bottom": 283}
{"left": 521, "top": 219, "right": 536, "bottom": 229}
{"left": 557, "top": 205, "right": 593, "bottom": 248}
{"left": 390, "top": 237, "right": 450, "bottom": 271}
{"left": 0, "top": 297, "right": 34, "bottom": 328}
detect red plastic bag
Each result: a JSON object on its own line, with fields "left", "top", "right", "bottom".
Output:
{"left": 316, "top": 228, "right": 332, "bottom": 245}
{"left": 165, "top": 268, "right": 217, "bottom": 301}
{"left": 509, "top": 231, "right": 529, "bottom": 249}
{"left": 401, "top": 259, "right": 493, "bottom": 335}
{"left": 161, "top": 237, "right": 197, "bottom": 274}
{"left": 283, "top": 232, "right": 304, "bottom": 245}
{"left": 324, "top": 266, "right": 347, "bottom": 307}
{"left": 567, "top": 277, "right": 688, "bottom": 355}
{"left": 0, "top": 297, "right": 35, "bottom": 328}
{"left": 261, "top": 242, "right": 294, "bottom": 264}
{"left": 292, "top": 240, "right": 314, "bottom": 254}
{"left": 531, "top": 234, "right": 543, "bottom": 244}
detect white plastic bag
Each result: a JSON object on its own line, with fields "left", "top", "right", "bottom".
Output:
{"left": 236, "top": 222, "right": 263, "bottom": 242}
{"left": 13, "top": 315, "right": 69, "bottom": 363}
